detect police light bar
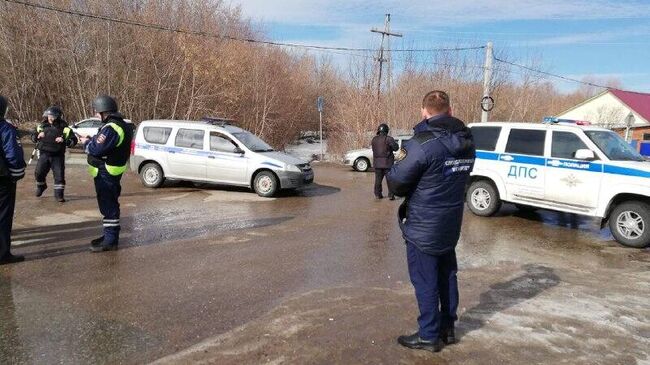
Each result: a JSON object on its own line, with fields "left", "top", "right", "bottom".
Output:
{"left": 543, "top": 117, "right": 591, "bottom": 126}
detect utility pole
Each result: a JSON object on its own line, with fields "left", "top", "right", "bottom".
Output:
{"left": 481, "top": 41, "right": 494, "bottom": 123}
{"left": 371, "top": 14, "right": 402, "bottom": 101}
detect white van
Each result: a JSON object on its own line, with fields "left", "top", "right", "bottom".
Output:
{"left": 130, "top": 119, "right": 314, "bottom": 197}
{"left": 466, "top": 118, "right": 650, "bottom": 248}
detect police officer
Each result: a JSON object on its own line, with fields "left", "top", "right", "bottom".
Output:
{"left": 0, "top": 95, "right": 26, "bottom": 265}
{"left": 78, "top": 95, "right": 133, "bottom": 252}
{"left": 387, "top": 90, "right": 475, "bottom": 353}
{"left": 31, "top": 106, "right": 77, "bottom": 202}
{"left": 371, "top": 123, "right": 398, "bottom": 200}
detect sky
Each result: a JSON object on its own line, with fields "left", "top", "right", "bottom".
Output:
{"left": 232, "top": 0, "right": 650, "bottom": 93}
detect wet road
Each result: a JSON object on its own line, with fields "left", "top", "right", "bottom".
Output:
{"left": 1, "top": 163, "right": 649, "bottom": 365}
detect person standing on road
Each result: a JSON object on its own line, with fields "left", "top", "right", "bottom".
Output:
{"left": 0, "top": 95, "right": 26, "bottom": 265}
{"left": 387, "top": 90, "right": 475, "bottom": 353}
{"left": 30, "top": 106, "right": 77, "bottom": 202}
{"left": 371, "top": 123, "right": 398, "bottom": 200}
{"left": 78, "top": 95, "right": 133, "bottom": 252}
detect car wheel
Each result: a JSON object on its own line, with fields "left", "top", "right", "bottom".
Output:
{"left": 608, "top": 201, "right": 650, "bottom": 248}
{"left": 466, "top": 180, "right": 502, "bottom": 217}
{"left": 140, "top": 163, "right": 165, "bottom": 188}
{"left": 353, "top": 157, "right": 370, "bottom": 172}
{"left": 253, "top": 171, "right": 279, "bottom": 197}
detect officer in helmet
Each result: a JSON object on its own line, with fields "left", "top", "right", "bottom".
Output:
{"left": 0, "top": 95, "right": 26, "bottom": 265}
{"left": 30, "top": 106, "right": 77, "bottom": 202}
{"left": 371, "top": 123, "right": 399, "bottom": 200}
{"left": 78, "top": 95, "right": 133, "bottom": 252}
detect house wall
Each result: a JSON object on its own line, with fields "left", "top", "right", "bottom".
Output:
{"left": 558, "top": 92, "right": 648, "bottom": 128}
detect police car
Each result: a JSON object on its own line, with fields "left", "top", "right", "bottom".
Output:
{"left": 466, "top": 118, "right": 650, "bottom": 248}
{"left": 130, "top": 119, "right": 314, "bottom": 197}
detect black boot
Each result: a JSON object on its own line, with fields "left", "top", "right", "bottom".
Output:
{"left": 90, "top": 237, "right": 118, "bottom": 252}
{"left": 35, "top": 183, "right": 47, "bottom": 197}
{"left": 91, "top": 236, "right": 105, "bottom": 245}
{"left": 55, "top": 189, "right": 65, "bottom": 203}
{"left": 440, "top": 325, "right": 457, "bottom": 345}
{"left": 397, "top": 333, "right": 444, "bottom": 353}
{"left": 0, "top": 253, "right": 25, "bottom": 265}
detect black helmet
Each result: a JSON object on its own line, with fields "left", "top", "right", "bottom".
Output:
{"left": 92, "top": 95, "right": 118, "bottom": 113}
{"left": 43, "top": 106, "right": 63, "bottom": 119}
{"left": 0, "top": 95, "right": 7, "bottom": 118}
{"left": 377, "top": 123, "right": 389, "bottom": 135}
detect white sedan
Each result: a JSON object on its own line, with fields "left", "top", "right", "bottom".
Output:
{"left": 344, "top": 135, "right": 412, "bottom": 172}
{"left": 71, "top": 117, "right": 133, "bottom": 138}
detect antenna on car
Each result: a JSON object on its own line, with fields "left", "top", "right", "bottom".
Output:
{"left": 202, "top": 116, "right": 237, "bottom": 127}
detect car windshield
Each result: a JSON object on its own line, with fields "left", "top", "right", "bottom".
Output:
{"left": 585, "top": 130, "right": 644, "bottom": 161}
{"left": 232, "top": 131, "right": 274, "bottom": 152}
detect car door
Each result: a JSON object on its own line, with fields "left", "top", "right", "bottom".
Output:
{"left": 74, "top": 119, "right": 101, "bottom": 137}
{"left": 206, "top": 132, "right": 247, "bottom": 184}
{"left": 500, "top": 128, "right": 547, "bottom": 201}
{"left": 545, "top": 130, "right": 603, "bottom": 209}
{"left": 167, "top": 128, "right": 207, "bottom": 180}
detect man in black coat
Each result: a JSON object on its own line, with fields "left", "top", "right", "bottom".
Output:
{"left": 371, "top": 123, "right": 398, "bottom": 200}
{"left": 30, "top": 106, "right": 77, "bottom": 202}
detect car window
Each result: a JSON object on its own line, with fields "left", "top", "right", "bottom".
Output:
{"left": 175, "top": 128, "right": 205, "bottom": 149}
{"left": 505, "top": 129, "right": 545, "bottom": 156}
{"left": 585, "top": 130, "right": 644, "bottom": 162}
{"left": 210, "top": 132, "right": 238, "bottom": 153}
{"left": 551, "top": 131, "right": 589, "bottom": 159}
{"left": 143, "top": 127, "right": 172, "bottom": 145}
{"left": 76, "top": 120, "right": 92, "bottom": 128}
{"left": 92, "top": 120, "right": 104, "bottom": 128}
{"left": 471, "top": 126, "right": 501, "bottom": 151}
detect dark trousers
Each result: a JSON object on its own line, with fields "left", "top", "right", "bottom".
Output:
{"left": 406, "top": 242, "right": 459, "bottom": 340}
{"left": 35, "top": 152, "right": 65, "bottom": 198}
{"left": 374, "top": 168, "right": 393, "bottom": 198}
{"left": 94, "top": 167, "right": 122, "bottom": 245}
{"left": 0, "top": 178, "right": 17, "bottom": 259}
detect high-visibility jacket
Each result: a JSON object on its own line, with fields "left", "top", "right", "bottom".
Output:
{"left": 85, "top": 115, "right": 133, "bottom": 177}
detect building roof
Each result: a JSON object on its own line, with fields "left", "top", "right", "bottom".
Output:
{"left": 609, "top": 89, "right": 650, "bottom": 123}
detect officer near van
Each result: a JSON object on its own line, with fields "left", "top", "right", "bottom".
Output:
{"left": 0, "top": 95, "right": 26, "bottom": 265}
{"left": 78, "top": 95, "right": 133, "bottom": 252}
{"left": 371, "top": 123, "right": 398, "bottom": 200}
{"left": 31, "top": 106, "right": 77, "bottom": 202}
{"left": 387, "top": 90, "right": 475, "bottom": 353}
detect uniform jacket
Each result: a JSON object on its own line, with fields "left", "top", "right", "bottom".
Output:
{"left": 31, "top": 119, "right": 77, "bottom": 155}
{"left": 371, "top": 134, "right": 399, "bottom": 169}
{"left": 0, "top": 119, "right": 26, "bottom": 181}
{"left": 85, "top": 114, "right": 133, "bottom": 171}
{"left": 387, "top": 114, "right": 475, "bottom": 255}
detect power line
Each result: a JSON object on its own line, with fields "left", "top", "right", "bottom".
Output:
{"left": 493, "top": 57, "right": 616, "bottom": 89}
{"left": 3, "top": 0, "right": 485, "bottom": 53}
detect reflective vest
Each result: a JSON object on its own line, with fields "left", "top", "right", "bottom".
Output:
{"left": 87, "top": 117, "right": 133, "bottom": 177}
{"left": 36, "top": 121, "right": 72, "bottom": 155}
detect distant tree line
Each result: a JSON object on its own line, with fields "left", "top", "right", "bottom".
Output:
{"left": 0, "top": 0, "right": 621, "bottom": 153}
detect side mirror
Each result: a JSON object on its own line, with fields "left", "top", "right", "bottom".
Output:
{"left": 574, "top": 149, "right": 595, "bottom": 161}
{"left": 234, "top": 147, "right": 245, "bottom": 155}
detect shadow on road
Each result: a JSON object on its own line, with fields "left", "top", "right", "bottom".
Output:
{"left": 12, "top": 215, "right": 294, "bottom": 262}
{"left": 458, "top": 264, "right": 561, "bottom": 337}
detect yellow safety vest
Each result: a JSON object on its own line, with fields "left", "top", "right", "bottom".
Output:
{"left": 88, "top": 122, "right": 127, "bottom": 177}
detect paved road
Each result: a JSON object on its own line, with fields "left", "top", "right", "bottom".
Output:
{"left": 1, "top": 163, "right": 648, "bottom": 365}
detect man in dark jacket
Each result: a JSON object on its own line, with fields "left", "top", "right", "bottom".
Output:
{"left": 387, "top": 90, "right": 475, "bottom": 353}
{"left": 78, "top": 95, "right": 133, "bottom": 252}
{"left": 371, "top": 123, "right": 399, "bottom": 199}
{"left": 0, "top": 95, "right": 26, "bottom": 265}
{"left": 31, "top": 106, "right": 77, "bottom": 202}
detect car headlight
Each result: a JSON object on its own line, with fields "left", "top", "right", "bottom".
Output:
{"left": 286, "top": 164, "right": 301, "bottom": 173}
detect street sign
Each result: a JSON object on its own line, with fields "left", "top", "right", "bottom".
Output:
{"left": 480, "top": 96, "right": 495, "bottom": 112}
{"left": 317, "top": 96, "right": 324, "bottom": 112}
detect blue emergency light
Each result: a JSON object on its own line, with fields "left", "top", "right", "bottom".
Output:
{"left": 543, "top": 117, "right": 591, "bottom": 125}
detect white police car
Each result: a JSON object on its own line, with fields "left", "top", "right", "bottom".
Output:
{"left": 130, "top": 119, "right": 314, "bottom": 197}
{"left": 466, "top": 118, "right": 650, "bottom": 248}
{"left": 344, "top": 135, "right": 412, "bottom": 172}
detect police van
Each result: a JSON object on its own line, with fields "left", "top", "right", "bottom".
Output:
{"left": 466, "top": 118, "right": 650, "bottom": 248}
{"left": 130, "top": 119, "right": 314, "bottom": 197}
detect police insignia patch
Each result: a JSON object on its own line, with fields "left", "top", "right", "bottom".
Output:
{"left": 97, "top": 134, "right": 106, "bottom": 144}
{"left": 396, "top": 148, "right": 407, "bottom": 162}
